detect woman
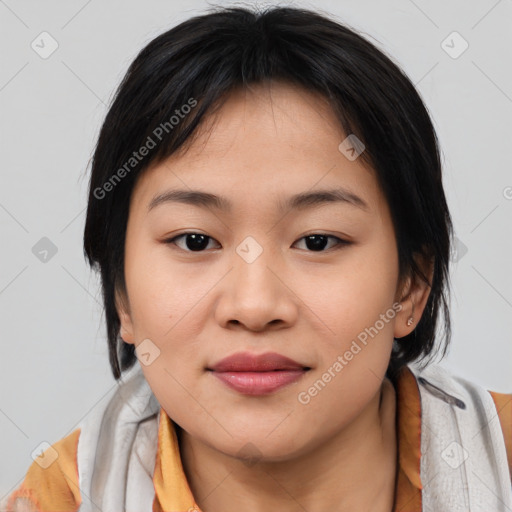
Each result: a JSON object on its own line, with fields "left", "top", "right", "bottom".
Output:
{"left": 5, "top": 6, "right": 511, "bottom": 512}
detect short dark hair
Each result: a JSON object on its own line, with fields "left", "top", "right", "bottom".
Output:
{"left": 83, "top": 5, "right": 453, "bottom": 381}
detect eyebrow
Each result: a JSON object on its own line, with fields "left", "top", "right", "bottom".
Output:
{"left": 147, "top": 187, "right": 369, "bottom": 213}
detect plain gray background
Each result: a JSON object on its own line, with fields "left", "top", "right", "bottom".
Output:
{"left": 0, "top": 0, "right": 511, "bottom": 497}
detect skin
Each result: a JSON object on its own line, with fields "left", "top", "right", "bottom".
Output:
{"left": 117, "top": 81, "right": 432, "bottom": 512}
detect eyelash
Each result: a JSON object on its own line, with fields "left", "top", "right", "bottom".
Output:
{"left": 163, "top": 232, "right": 351, "bottom": 253}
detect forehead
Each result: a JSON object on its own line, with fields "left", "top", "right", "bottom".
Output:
{"left": 179, "top": 81, "right": 347, "bottom": 158}
{"left": 131, "top": 81, "right": 383, "bottom": 214}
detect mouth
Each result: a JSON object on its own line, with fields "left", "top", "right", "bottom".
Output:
{"left": 207, "top": 351, "right": 311, "bottom": 395}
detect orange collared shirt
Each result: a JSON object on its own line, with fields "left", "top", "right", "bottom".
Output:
{"left": 6, "top": 366, "right": 512, "bottom": 512}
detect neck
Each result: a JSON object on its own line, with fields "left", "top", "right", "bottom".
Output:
{"left": 177, "top": 378, "right": 398, "bottom": 512}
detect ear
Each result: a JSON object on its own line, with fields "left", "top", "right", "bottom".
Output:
{"left": 115, "top": 288, "right": 135, "bottom": 345}
{"left": 393, "top": 252, "right": 434, "bottom": 339}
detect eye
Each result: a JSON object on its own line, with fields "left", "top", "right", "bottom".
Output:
{"left": 165, "top": 232, "right": 220, "bottom": 252}
{"left": 292, "top": 233, "right": 349, "bottom": 252}
{"left": 164, "top": 232, "right": 349, "bottom": 253}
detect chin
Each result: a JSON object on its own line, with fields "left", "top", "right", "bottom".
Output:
{"left": 217, "top": 432, "right": 310, "bottom": 464}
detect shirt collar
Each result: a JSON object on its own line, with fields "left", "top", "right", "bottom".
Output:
{"left": 393, "top": 364, "right": 423, "bottom": 510}
{"left": 152, "top": 407, "right": 199, "bottom": 511}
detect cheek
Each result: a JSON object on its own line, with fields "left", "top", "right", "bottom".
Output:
{"left": 124, "top": 242, "right": 207, "bottom": 410}
{"left": 124, "top": 235, "right": 196, "bottom": 336}
{"left": 123, "top": 236, "right": 216, "bottom": 394}
{"left": 317, "top": 242, "right": 398, "bottom": 332}
{"left": 308, "top": 235, "right": 399, "bottom": 382}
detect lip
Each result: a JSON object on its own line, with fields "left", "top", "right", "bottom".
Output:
{"left": 208, "top": 351, "right": 308, "bottom": 372}
{"left": 207, "top": 352, "right": 310, "bottom": 395}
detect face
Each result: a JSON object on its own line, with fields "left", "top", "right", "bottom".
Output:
{"left": 117, "top": 81, "right": 422, "bottom": 461}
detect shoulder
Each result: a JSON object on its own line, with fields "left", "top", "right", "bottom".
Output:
{"left": 407, "top": 362, "right": 512, "bottom": 485}
{"left": 488, "top": 389, "right": 512, "bottom": 482}
{"left": 3, "top": 429, "right": 82, "bottom": 512}
{"left": 2, "top": 366, "right": 152, "bottom": 512}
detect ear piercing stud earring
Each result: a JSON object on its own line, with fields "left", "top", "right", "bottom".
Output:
{"left": 406, "top": 316, "right": 414, "bottom": 326}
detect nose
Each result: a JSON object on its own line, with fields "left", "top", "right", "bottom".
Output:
{"left": 214, "top": 238, "right": 299, "bottom": 332}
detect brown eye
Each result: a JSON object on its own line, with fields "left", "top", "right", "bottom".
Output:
{"left": 293, "top": 234, "right": 349, "bottom": 252}
{"left": 165, "top": 233, "right": 220, "bottom": 252}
